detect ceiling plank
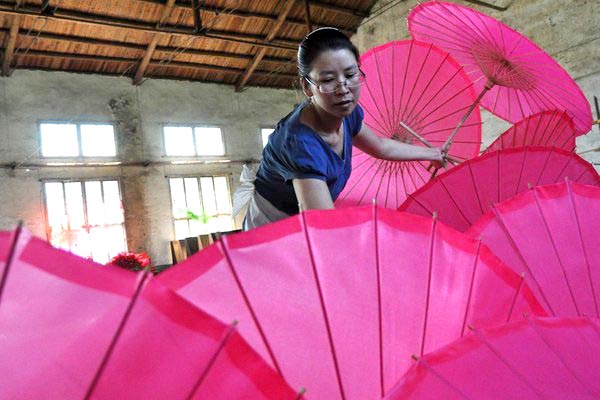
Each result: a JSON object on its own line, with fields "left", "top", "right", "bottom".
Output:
{"left": 19, "top": 49, "right": 296, "bottom": 78}
{"left": 0, "top": 27, "right": 293, "bottom": 65}
{"left": 304, "top": 0, "right": 313, "bottom": 33}
{"left": 0, "top": 3, "right": 298, "bottom": 51}
{"left": 236, "top": 0, "right": 296, "bottom": 91}
{"left": 1, "top": 15, "right": 21, "bottom": 76}
{"left": 133, "top": 0, "right": 176, "bottom": 85}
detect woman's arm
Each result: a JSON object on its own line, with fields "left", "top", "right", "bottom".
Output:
{"left": 292, "top": 178, "right": 334, "bottom": 211}
{"left": 353, "top": 124, "right": 444, "bottom": 162}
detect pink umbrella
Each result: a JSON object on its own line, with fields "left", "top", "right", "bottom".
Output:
{"left": 158, "top": 205, "right": 545, "bottom": 399}
{"left": 336, "top": 40, "right": 482, "bottom": 209}
{"left": 407, "top": 1, "right": 593, "bottom": 154}
{"left": 485, "top": 110, "right": 577, "bottom": 153}
{"left": 398, "top": 147, "right": 600, "bottom": 232}
{"left": 467, "top": 181, "right": 600, "bottom": 318}
{"left": 386, "top": 317, "right": 600, "bottom": 399}
{"left": 0, "top": 228, "right": 296, "bottom": 399}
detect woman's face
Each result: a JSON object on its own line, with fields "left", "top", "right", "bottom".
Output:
{"left": 303, "top": 48, "right": 362, "bottom": 119}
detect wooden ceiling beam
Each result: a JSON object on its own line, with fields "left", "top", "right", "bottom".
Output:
{"left": 0, "top": 3, "right": 299, "bottom": 51}
{"left": 0, "top": 27, "right": 293, "bottom": 64}
{"left": 236, "top": 0, "right": 295, "bottom": 91}
{"left": 304, "top": 0, "right": 313, "bottom": 33}
{"left": 18, "top": 49, "right": 297, "bottom": 78}
{"left": 133, "top": 0, "right": 176, "bottom": 85}
{"left": 135, "top": 0, "right": 362, "bottom": 30}
{"left": 1, "top": 15, "right": 21, "bottom": 76}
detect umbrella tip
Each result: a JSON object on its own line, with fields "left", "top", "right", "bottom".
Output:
{"left": 432, "top": 211, "right": 438, "bottom": 219}
{"left": 520, "top": 272, "right": 526, "bottom": 278}
{"left": 527, "top": 182, "right": 533, "bottom": 189}
{"left": 411, "top": 354, "right": 419, "bottom": 361}
{"left": 295, "top": 387, "right": 307, "bottom": 399}
{"left": 467, "top": 324, "right": 475, "bottom": 331}
{"left": 232, "top": 319, "right": 239, "bottom": 327}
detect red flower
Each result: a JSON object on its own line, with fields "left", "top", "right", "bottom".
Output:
{"left": 107, "top": 252, "right": 151, "bottom": 271}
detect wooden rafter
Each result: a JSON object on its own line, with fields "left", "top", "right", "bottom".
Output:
{"left": 1, "top": 15, "right": 21, "bottom": 76}
{"left": 236, "top": 0, "right": 295, "bottom": 91}
{"left": 133, "top": 0, "right": 176, "bottom": 85}
{"left": 304, "top": 0, "right": 313, "bottom": 33}
{"left": 0, "top": 3, "right": 298, "bottom": 51}
{"left": 0, "top": 27, "right": 293, "bottom": 65}
{"left": 19, "top": 49, "right": 296, "bottom": 78}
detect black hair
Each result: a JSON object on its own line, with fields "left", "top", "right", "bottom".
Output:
{"left": 297, "top": 27, "right": 360, "bottom": 78}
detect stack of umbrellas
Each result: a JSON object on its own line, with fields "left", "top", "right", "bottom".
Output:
{"left": 1, "top": 1, "right": 599, "bottom": 399}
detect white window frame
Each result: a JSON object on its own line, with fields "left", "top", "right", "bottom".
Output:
{"left": 162, "top": 124, "right": 226, "bottom": 157}
{"left": 39, "top": 121, "right": 117, "bottom": 158}
{"left": 168, "top": 175, "right": 234, "bottom": 239}
{"left": 42, "top": 178, "right": 127, "bottom": 263}
{"left": 261, "top": 127, "right": 275, "bottom": 148}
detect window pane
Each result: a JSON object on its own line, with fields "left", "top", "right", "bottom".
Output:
{"left": 169, "top": 178, "right": 187, "bottom": 218}
{"left": 184, "top": 178, "right": 202, "bottom": 217}
{"left": 217, "top": 215, "right": 234, "bottom": 232}
{"left": 164, "top": 126, "right": 195, "bottom": 156}
{"left": 44, "top": 182, "right": 65, "bottom": 229}
{"left": 103, "top": 181, "right": 124, "bottom": 224}
{"left": 261, "top": 128, "right": 274, "bottom": 148}
{"left": 195, "top": 127, "right": 224, "bottom": 156}
{"left": 81, "top": 124, "right": 116, "bottom": 157}
{"left": 40, "top": 123, "right": 79, "bottom": 157}
{"left": 67, "top": 230, "right": 91, "bottom": 259}
{"left": 174, "top": 219, "right": 190, "bottom": 240}
{"left": 213, "top": 176, "right": 231, "bottom": 214}
{"left": 85, "top": 181, "right": 104, "bottom": 226}
{"left": 64, "top": 182, "right": 85, "bottom": 229}
{"left": 200, "top": 177, "right": 217, "bottom": 216}
{"left": 105, "top": 225, "right": 127, "bottom": 260}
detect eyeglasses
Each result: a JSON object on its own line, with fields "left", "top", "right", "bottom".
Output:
{"left": 304, "top": 69, "right": 366, "bottom": 94}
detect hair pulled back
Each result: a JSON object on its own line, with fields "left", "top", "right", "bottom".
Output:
{"left": 297, "top": 27, "right": 360, "bottom": 78}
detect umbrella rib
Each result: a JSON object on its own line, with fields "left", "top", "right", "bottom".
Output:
{"left": 186, "top": 321, "right": 238, "bottom": 400}
{"left": 364, "top": 52, "right": 395, "bottom": 135}
{"left": 534, "top": 149, "right": 553, "bottom": 187}
{"left": 384, "top": 161, "right": 393, "bottom": 208}
{"left": 358, "top": 160, "right": 388, "bottom": 205}
{"left": 413, "top": 357, "right": 474, "bottom": 400}
{"left": 299, "top": 212, "right": 347, "bottom": 400}
{"left": 396, "top": 41, "right": 412, "bottom": 127}
{"left": 84, "top": 270, "right": 151, "bottom": 400}
{"left": 467, "top": 161, "right": 485, "bottom": 215}
{"left": 404, "top": 193, "right": 435, "bottom": 217}
{"left": 514, "top": 148, "right": 528, "bottom": 197}
{"left": 496, "top": 150, "right": 501, "bottom": 204}
{"left": 420, "top": 217, "right": 437, "bottom": 357}
{"left": 373, "top": 47, "right": 395, "bottom": 135}
{"left": 219, "top": 239, "right": 283, "bottom": 375}
{"left": 528, "top": 319, "right": 600, "bottom": 397}
{"left": 402, "top": 44, "right": 439, "bottom": 125}
{"left": 439, "top": 177, "right": 473, "bottom": 226}
{"left": 399, "top": 41, "right": 422, "bottom": 124}
{"left": 506, "top": 273, "right": 526, "bottom": 323}
{"left": 341, "top": 158, "right": 380, "bottom": 201}
{"left": 0, "top": 221, "right": 23, "bottom": 305}
{"left": 490, "top": 204, "right": 556, "bottom": 316}
{"left": 471, "top": 327, "right": 547, "bottom": 399}
{"left": 373, "top": 161, "right": 392, "bottom": 207}
{"left": 552, "top": 151, "right": 574, "bottom": 183}
{"left": 461, "top": 240, "right": 482, "bottom": 336}
{"left": 421, "top": 120, "right": 483, "bottom": 136}
{"left": 566, "top": 181, "right": 599, "bottom": 318}
{"left": 371, "top": 204, "right": 385, "bottom": 397}
{"left": 538, "top": 112, "right": 559, "bottom": 146}
{"left": 573, "top": 166, "right": 591, "bottom": 183}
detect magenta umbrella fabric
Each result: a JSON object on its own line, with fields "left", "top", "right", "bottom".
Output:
{"left": 467, "top": 181, "right": 600, "bottom": 318}
{"left": 336, "top": 40, "right": 482, "bottom": 209}
{"left": 0, "top": 230, "right": 295, "bottom": 399}
{"left": 386, "top": 317, "right": 600, "bottom": 399}
{"left": 485, "top": 110, "right": 577, "bottom": 153}
{"left": 158, "top": 205, "right": 545, "bottom": 399}
{"left": 398, "top": 147, "right": 600, "bottom": 232}
{"left": 408, "top": 1, "right": 593, "bottom": 135}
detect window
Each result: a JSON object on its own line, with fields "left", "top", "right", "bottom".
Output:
{"left": 44, "top": 179, "right": 127, "bottom": 264}
{"left": 261, "top": 127, "right": 275, "bottom": 148}
{"left": 40, "top": 122, "right": 116, "bottom": 157}
{"left": 169, "top": 176, "right": 233, "bottom": 239}
{"left": 164, "top": 125, "right": 225, "bottom": 156}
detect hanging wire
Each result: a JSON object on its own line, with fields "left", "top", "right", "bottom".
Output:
{"left": 358, "top": 0, "right": 405, "bottom": 26}
{"left": 139, "top": 3, "right": 242, "bottom": 85}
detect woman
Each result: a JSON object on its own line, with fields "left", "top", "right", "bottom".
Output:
{"left": 239, "top": 27, "right": 445, "bottom": 230}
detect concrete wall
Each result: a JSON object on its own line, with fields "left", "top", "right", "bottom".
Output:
{"left": 351, "top": 0, "right": 600, "bottom": 169}
{"left": 0, "top": 70, "right": 299, "bottom": 265}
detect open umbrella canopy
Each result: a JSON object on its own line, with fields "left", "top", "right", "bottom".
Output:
{"left": 398, "top": 147, "right": 600, "bottom": 232}
{"left": 386, "top": 317, "right": 600, "bottom": 399}
{"left": 485, "top": 110, "right": 577, "bottom": 153}
{"left": 0, "top": 229, "right": 295, "bottom": 399}
{"left": 159, "top": 205, "right": 545, "bottom": 399}
{"left": 467, "top": 181, "right": 600, "bottom": 319}
{"left": 336, "top": 40, "right": 482, "bottom": 209}
{"left": 408, "top": 1, "right": 593, "bottom": 136}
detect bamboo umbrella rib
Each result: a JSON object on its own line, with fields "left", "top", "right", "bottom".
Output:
{"left": 400, "top": 43, "right": 432, "bottom": 127}
{"left": 340, "top": 158, "right": 383, "bottom": 201}
{"left": 439, "top": 177, "right": 473, "bottom": 226}
{"left": 299, "top": 212, "right": 347, "bottom": 400}
{"left": 0, "top": 222, "right": 22, "bottom": 305}
{"left": 420, "top": 217, "right": 437, "bottom": 357}
{"left": 373, "top": 48, "right": 395, "bottom": 136}
{"left": 531, "top": 190, "right": 581, "bottom": 316}
{"left": 566, "top": 181, "right": 599, "bottom": 318}
{"left": 513, "top": 148, "right": 528, "bottom": 197}
{"left": 533, "top": 150, "right": 555, "bottom": 187}
{"left": 466, "top": 162, "right": 485, "bottom": 215}
{"left": 371, "top": 204, "right": 385, "bottom": 397}
{"left": 506, "top": 274, "right": 525, "bottom": 323}
{"left": 363, "top": 55, "right": 395, "bottom": 136}
{"left": 358, "top": 159, "right": 389, "bottom": 205}
{"left": 460, "top": 240, "right": 482, "bottom": 336}
{"left": 412, "top": 357, "right": 473, "bottom": 399}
